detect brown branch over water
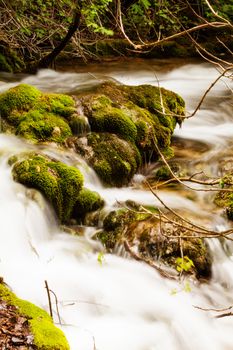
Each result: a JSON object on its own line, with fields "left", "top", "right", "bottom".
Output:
{"left": 124, "top": 240, "right": 178, "bottom": 280}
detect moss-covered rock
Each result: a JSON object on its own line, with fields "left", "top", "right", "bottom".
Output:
{"left": 16, "top": 110, "right": 72, "bottom": 143}
{"left": 71, "top": 132, "right": 141, "bottom": 187}
{"left": 1, "top": 81, "right": 185, "bottom": 188}
{"left": 0, "top": 84, "right": 74, "bottom": 143}
{"left": 98, "top": 208, "right": 211, "bottom": 278}
{"left": 215, "top": 173, "right": 233, "bottom": 220}
{"left": 0, "top": 84, "right": 41, "bottom": 119}
{"left": 0, "top": 283, "right": 70, "bottom": 349}
{"left": 78, "top": 82, "right": 185, "bottom": 160}
{"left": 84, "top": 95, "right": 137, "bottom": 143}
{"left": 12, "top": 153, "right": 84, "bottom": 223}
{"left": 72, "top": 187, "right": 104, "bottom": 220}
{"left": 68, "top": 114, "right": 90, "bottom": 135}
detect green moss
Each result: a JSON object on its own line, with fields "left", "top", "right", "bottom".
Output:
{"left": 98, "top": 208, "right": 150, "bottom": 249}
{"left": 120, "top": 84, "right": 185, "bottom": 130}
{"left": 16, "top": 110, "right": 72, "bottom": 143}
{"left": 75, "top": 132, "right": 141, "bottom": 187}
{"left": 0, "top": 284, "right": 69, "bottom": 350}
{"left": 36, "top": 93, "right": 76, "bottom": 117}
{"left": 154, "top": 165, "right": 172, "bottom": 181}
{"left": 12, "top": 153, "right": 84, "bottom": 223}
{"left": 0, "top": 84, "right": 41, "bottom": 119}
{"left": 79, "top": 82, "right": 185, "bottom": 162}
{"left": 72, "top": 187, "right": 104, "bottom": 219}
{"left": 0, "top": 84, "right": 75, "bottom": 144}
{"left": 88, "top": 95, "right": 137, "bottom": 143}
{"left": 69, "top": 115, "right": 90, "bottom": 135}
{"left": 215, "top": 174, "right": 233, "bottom": 220}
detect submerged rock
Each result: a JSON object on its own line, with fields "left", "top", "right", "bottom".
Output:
{"left": 98, "top": 208, "right": 211, "bottom": 279}
{"left": 11, "top": 153, "right": 103, "bottom": 223}
{"left": 0, "top": 282, "right": 70, "bottom": 349}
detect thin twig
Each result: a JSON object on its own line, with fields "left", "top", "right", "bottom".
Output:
{"left": 45, "top": 280, "right": 53, "bottom": 320}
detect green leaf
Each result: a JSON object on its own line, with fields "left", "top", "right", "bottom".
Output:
{"left": 175, "top": 256, "right": 194, "bottom": 273}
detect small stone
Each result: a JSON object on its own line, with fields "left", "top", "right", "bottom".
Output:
{"left": 11, "top": 336, "right": 24, "bottom": 343}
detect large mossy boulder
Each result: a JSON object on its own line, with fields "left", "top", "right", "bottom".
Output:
{"left": 0, "top": 282, "right": 70, "bottom": 349}
{"left": 1, "top": 81, "right": 185, "bottom": 187}
{"left": 78, "top": 82, "right": 185, "bottom": 159}
{"left": 11, "top": 153, "right": 103, "bottom": 223}
{"left": 0, "top": 84, "right": 76, "bottom": 143}
{"left": 69, "top": 132, "right": 141, "bottom": 187}
{"left": 98, "top": 208, "right": 211, "bottom": 279}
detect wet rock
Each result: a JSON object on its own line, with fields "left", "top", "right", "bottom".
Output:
{"left": 78, "top": 81, "right": 185, "bottom": 159}
{"left": 11, "top": 152, "right": 103, "bottom": 224}
{"left": 70, "top": 132, "right": 141, "bottom": 187}
{"left": 215, "top": 173, "right": 233, "bottom": 220}
{"left": 98, "top": 208, "right": 212, "bottom": 279}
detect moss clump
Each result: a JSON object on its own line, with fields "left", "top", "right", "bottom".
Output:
{"left": 85, "top": 95, "right": 137, "bottom": 143}
{"left": 120, "top": 84, "right": 184, "bottom": 129}
{"left": 73, "top": 132, "right": 141, "bottom": 187}
{"left": 153, "top": 165, "right": 172, "bottom": 181}
{"left": 12, "top": 153, "right": 84, "bottom": 223}
{"left": 215, "top": 174, "right": 233, "bottom": 220}
{"left": 0, "top": 84, "right": 75, "bottom": 144}
{"left": 35, "top": 93, "right": 75, "bottom": 117}
{"left": 72, "top": 187, "right": 104, "bottom": 219}
{"left": 16, "top": 110, "right": 72, "bottom": 143}
{"left": 0, "top": 283, "right": 70, "bottom": 350}
{"left": 0, "top": 84, "right": 41, "bottom": 119}
{"left": 97, "top": 209, "right": 151, "bottom": 249}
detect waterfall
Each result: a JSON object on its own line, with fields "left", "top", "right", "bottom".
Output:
{"left": 0, "top": 60, "right": 233, "bottom": 350}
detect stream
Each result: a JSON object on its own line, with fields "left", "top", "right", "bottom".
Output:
{"left": 0, "top": 58, "right": 233, "bottom": 350}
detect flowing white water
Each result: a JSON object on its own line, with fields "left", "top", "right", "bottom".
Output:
{"left": 0, "top": 60, "right": 233, "bottom": 350}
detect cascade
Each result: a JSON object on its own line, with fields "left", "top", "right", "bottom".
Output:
{"left": 0, "top": 60, "right": 233, "bottom": 350}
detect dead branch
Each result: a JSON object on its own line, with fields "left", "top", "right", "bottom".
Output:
{"left": 45, "top": 280, "right": 53, "bottom": 320}
{"left": 49, "top": 289, "right": 62, "bottom": 325}
{"left": 124, "top": 240, "right": 178, "bottom": 280}
{"left": 152, "top": 174, "right": 220, "bottom": 189}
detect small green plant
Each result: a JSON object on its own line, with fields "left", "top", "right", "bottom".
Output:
{"left": 175, "top": 256, "right": 194, "bottom": 273}
{"left": 97, "top": 251, "right": 105, "bottom": 265}
{"left": 219, "top": 179, "right": 225, "bottom": 189}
